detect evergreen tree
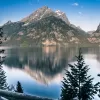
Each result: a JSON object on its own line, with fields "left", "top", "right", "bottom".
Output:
{"left": 97, "top": 74, "right": 100, "bottom": 98}
{"left": 15, "top": 81, "right": 23, "bottom": 93}
{"left": 61, "top": 49, "right": 100, "bottom": 100}
{"left": 0, "top": 27, "right": 8, "bottom": 90}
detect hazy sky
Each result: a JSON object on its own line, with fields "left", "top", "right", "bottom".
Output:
{"left": 0, "top": 0, "right": 100, "bottom": 31}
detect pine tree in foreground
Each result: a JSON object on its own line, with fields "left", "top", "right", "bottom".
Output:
{"left": 0, "top": 27, "right": 8, "bottom": 90}
{"left": 97, "top": 74, "right": 100, "bottom": 98}
{"left": 15, "top": 81, "right": 23, "bottom": 93}
{"left": 61, "top": 49, "right": 100, "bottom": 100}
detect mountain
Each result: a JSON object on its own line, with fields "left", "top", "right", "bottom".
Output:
{"left": 21, "top": 6, "right": 70, "bottom": 25}
{"left": 87, "top": 24, "right": 100, "bottom": 43}
{"left": 2, "top": 6, "right": 88, "bottom": 46}
{"left": 87, "top": 31, "right": 95, "bottom": 34}
{"left": 96, "top": 23, "right": 100, "bottom": 33}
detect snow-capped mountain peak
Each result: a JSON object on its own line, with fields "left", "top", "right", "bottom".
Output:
{"left": 21, "top": 6, "right": 70, "bottom": 25}
{"left": 55, "top": 10, "right": 64, "bottom": 16}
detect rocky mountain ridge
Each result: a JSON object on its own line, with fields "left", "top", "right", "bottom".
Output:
{"left": 21, "top": 6, "right": 70, "bottom": 25}
{"left": 87, "top": 24, "right": 100, "bottom": 43}
{"left": 1, "top": 6, "right": 96, "bottom": 46}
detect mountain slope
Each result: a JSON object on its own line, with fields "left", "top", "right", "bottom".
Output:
{"left": 21, "top": 6, "right": 70, "bottom": 25}
{"left": 87, "top": 24, "right": 100, "bottom": 44}
{"left": 2, "top": 6, "right": 88, "bottom": 46}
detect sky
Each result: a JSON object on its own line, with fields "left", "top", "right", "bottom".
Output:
{"left": 0, "top": 0, "right": 100, "bottom": 31}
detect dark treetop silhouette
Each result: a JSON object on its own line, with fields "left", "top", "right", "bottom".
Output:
{"left": 61, "top": 49, "right": 100, "bottom": 100}
{"left": 15, "top": 81, "right": 23, "bottom": 93}
{"left": 0, "top": 27, "right": 8, "bottom": 90}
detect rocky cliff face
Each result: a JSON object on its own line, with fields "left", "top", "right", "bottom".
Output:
{"left": 21, "top": 6, "right": 70, "bottom": 25}
{"left": 96, "top": 23, "right": 100, "bottom": 33}
{"left": 21, "top": 6, "right": 53, "bottom": 23}
{"left": 87, "top": 24, "right": 100, "bottom": 43}
{"left": 55, "top": 10, "right": 70, "bottom": 25}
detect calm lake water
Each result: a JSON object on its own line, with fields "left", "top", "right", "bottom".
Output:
{"left": 2, "top": 46, "right": 100, "bottom": 99}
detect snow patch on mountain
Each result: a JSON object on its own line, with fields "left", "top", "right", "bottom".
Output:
{"left": 55, "top": 10, "right": 64, "bottom": 16}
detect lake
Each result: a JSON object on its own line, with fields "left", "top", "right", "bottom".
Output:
{"left": 2, "top": 46, "right": 100, "bottom": 99}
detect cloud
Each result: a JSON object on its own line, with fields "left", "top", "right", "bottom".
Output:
{"left": 72, "top": 3, "right": 79, "bottom": 6}
{"left": 78, "top": 12, "right": 82, "bottom": 15}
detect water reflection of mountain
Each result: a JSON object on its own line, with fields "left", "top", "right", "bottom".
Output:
{"left": 23, "top": 66, "right": 62, "bottom": 85}
{"left": 4, "top": 47, "right": 68, "bottom": 76}
{"left": 3, "top": 47, "right": 77, "bottom": 82}
{"left": 4, "top": 46, "right": 100, "bottom": 84}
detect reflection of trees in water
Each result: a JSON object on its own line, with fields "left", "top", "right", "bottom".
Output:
{"left": 80, "top": 47, "right": 100, "bottom": 62}
{"left": 28, "top": 57, "right": 67, "bottom": 77}
{"left": 87, "top": 47, "right": 100, "bottom": 62}
{"left": 4, "top": 46, "right": 100, "bottom": 78}
{"left": 4, "top": 47, "right": 68, "bottom": 77}
{"left": 4, "top": 55, "right": 23, "bottom": 68}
